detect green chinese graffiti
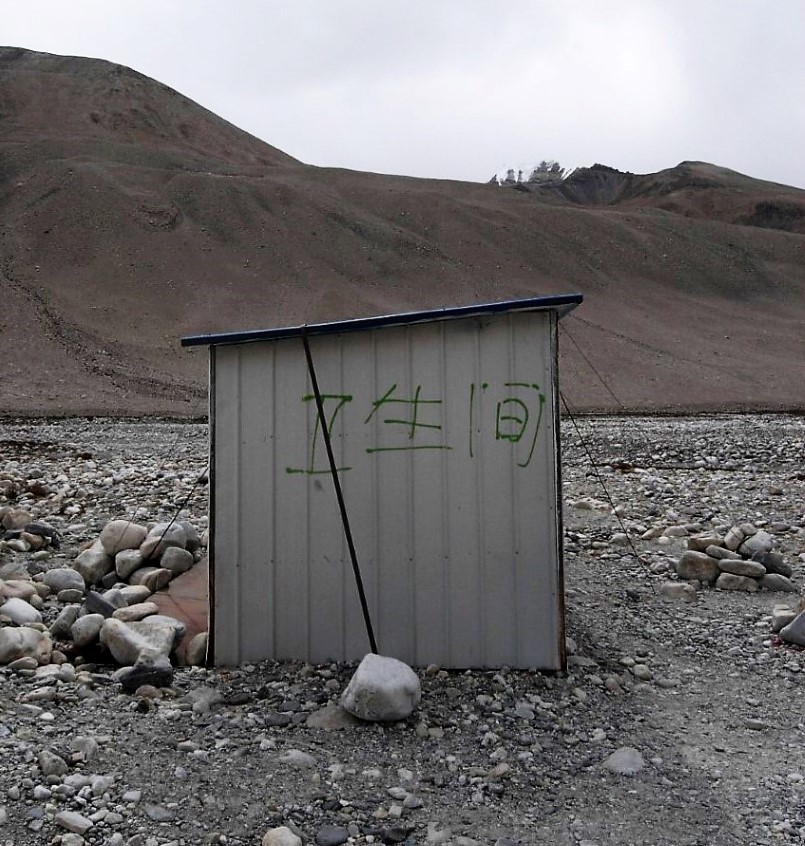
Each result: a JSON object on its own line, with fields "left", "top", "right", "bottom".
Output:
{"left": 364, "top": 383, "right": 451, "bottom": 453}
{"left": 494, "top": 382, "right": 545, "bottom": 468}
{"left": 287, "top": 380, "right": 546, "bottom": 474}
{"left": 285, "top": 393, "right": 353, "bottom": 475}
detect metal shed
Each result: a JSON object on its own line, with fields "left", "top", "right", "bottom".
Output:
{"left": 182, "top": 293, "right": 582, "bottom": 669}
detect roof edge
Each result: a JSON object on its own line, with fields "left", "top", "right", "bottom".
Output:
{"left": 181, "top": 293, "right": 583, "bottom": 348}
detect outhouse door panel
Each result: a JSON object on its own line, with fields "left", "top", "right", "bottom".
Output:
{"left": 210, "top": 309, "right": 564, "bottom": 668}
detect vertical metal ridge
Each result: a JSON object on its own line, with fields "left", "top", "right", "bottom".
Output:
{"left": 371, "top": 329, "right": 381, "bottom": 653}
{"left": 405, "top": 326, "right": 415, "bottom": 662}
{"left": 439, "top": 320, "right": 450, "bottom": 668}
{"left": 475, "top": 320, "right": 486, "bottom": 667}
{"left": 507, "top": 314, "right": 521, "bottom": 668}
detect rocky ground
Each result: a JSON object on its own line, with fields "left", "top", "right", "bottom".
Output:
{"left": 1, "top": 414, "right": 804, "bottom": 846}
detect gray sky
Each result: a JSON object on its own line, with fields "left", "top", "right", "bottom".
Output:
{"left": 5, "top": 0, "right": 805, "bottom": 188}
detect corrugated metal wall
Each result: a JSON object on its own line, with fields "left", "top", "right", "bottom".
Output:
{"left": 210, "top": 310, "right": 564, "bottom": 668}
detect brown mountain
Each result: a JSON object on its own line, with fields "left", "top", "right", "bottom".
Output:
{"left": 2, "top": 46, "right": 804, "bottom": 416}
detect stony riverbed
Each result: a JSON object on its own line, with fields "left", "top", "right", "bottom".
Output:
{"left": 1, "top": 414, "right": 804, "bottom": 846}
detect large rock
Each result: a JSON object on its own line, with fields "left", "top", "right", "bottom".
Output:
{"left": 160, "top": 547, "right": 194, "bottom": 576}
{"left": 131, "top": 616, "right": 185, "bottom": 649}
{"left": 0, "top": 596, "right": 42, "bottom": 625}
{"left": 128, "top": 566, "right": 172, "bottom": 592}
{"left": 115, "top": 549, "right": 145, "bottom": 580}
{"left": 705, "top": 545, "right": 741, "bottom": 561}
{"left": 50, "top": 605, "right": 81, "bottom": 639}
{"left": 687, "top": 533, "right": 723, "bottom": 553}
{"left": 180, "top": 521, "right": 202, "bottom": 553}
{"left": 117, "top": 647, "right": 175, "bottom": 692}
{"left": 99, "top": 520, "right": 148, "bottom": 556}
{"left": 99, "top": 619, "right": 144, "bottom": 666}
{"left": 717, "top": 559, "right": 766, "bottom": 578}
{"left": 0, "top": 627, "right": 52, "bottom": 664}
{"left": 738, "top": 530, "right": 774, "bottom": 558}
{"left": 658, "top": 582, "right": 698, "bottom": 602}
{"left": 140, "top": 523, "right": 187, "bottom": 560}
{"left": 676, "top": 551, "right": 719, "bottom": 584}
{"left": 54, "top": 810, "right": 93, "bottom": 835}
{"left": 39, "top": 749, "right": 69, "bottom": 777}
{"left": 340, "top": 653, "right": 421, "bottom": 722}
{"left": 186, "top": 631, "right": 208, "bottom": 666}
{"left": 84, "top": 590, "right": 125, "bottom": 618}
{"left": 2, "top": 507, "right": 32, "bottom": 530}
{"left": 752, "top": 550, "right": 793, "bottom": 578}
{"left": 112, "top": 601, "right": 159, "bottom": 622}
{"left": 603, "top": 746, "right": 645, "bottom": 776}
{"left": 723, "top": 526, "right": 746, "bottom": 551}
{"left": 0, "top": 578, "right": 37, "bottom": 601}
{"left": 119, "top": 585, "right": 153, "bottom": 605}
{"left": 779, "top": 611, "right": 805, "bottom": 647}
{"left": 716, "top": 572, "right": 759, "bottom": 592}
{"left": 43, "top": 567, "right": 86, "bottom": 594}
{"left": 262, "top": 826, "right": 303, "bottom": 846}
{"left": 74, "top": 541, "right": 114, "bottom": 585}
{"left": 71, "top": 614, "right": 105, "bottom": 648}
{"left": 24, "top": 521, "right": 61, "bottom": 549}
{"left": 771, "top": 607, "right": 799, "bottom": 632}
{"left": 761, "top": 573, "right": 799, "bottom": 593}
{"left": 100, "top": 618, "right": 177, "bottom": 666}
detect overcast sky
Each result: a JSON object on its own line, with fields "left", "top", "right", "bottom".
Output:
{"left": 5, "top": 1, "right": 805, "bottom": 188}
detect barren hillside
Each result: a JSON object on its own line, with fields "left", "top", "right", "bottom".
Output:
{"left": 1, "top": 47, "right": 804, "bottom": 416}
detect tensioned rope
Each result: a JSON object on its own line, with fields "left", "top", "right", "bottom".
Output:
{"left": 560, "top": 390, "right": 656, "bottom": 591}
{"left": 301, "top": 327, "right": 379, "bottom": 655}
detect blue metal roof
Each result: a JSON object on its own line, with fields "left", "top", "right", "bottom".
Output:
{"left": 181, "top": 293, "right": 583, "bottom": 348}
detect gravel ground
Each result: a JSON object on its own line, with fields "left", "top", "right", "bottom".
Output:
{"left": 1, "top": 414, "right": 804, "bottom": 846}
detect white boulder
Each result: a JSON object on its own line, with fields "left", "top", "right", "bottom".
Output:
{"left": 262, "top": 826, "right": 302, "bottom": 846}
{"left": 340, "top": 653, "right": 421, "bottom": 722}
{"left": 100, "top": 618, "right": 177, "bottom": 666}
{"left": 99, "top": 520, "right": 148, "bottom": 555}
{"left": 1, "top": 596, "right": 42, "bottom": 625}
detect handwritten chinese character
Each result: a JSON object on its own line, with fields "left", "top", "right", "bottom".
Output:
{"left": 469, "top": 381, "right": 545, "bottom": 467}
{"left": 286, "top": 393, "right": 353, "bottom": 474}
{"left": 495, "top": 382, "right": 545, "bottom": 467}
{"left": 364, "top": 383, "right": 451, "bottom": 452}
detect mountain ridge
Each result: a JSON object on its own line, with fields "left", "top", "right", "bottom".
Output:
{"left": 1, "top": 47, "right": 804, "bottom": 416}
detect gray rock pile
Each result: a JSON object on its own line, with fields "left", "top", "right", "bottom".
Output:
{"left": 1, "top": 515, "right": 207, "bottom": 688}
{"left": 76, "top": 517, "right": 203, "bottom": 591}
{"left": 670, "top": 522, "right": 799, "bottom": 594}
